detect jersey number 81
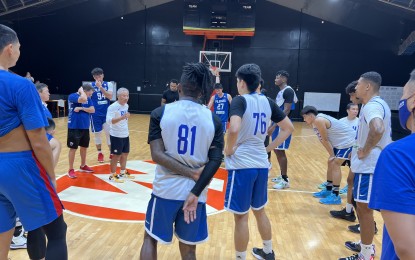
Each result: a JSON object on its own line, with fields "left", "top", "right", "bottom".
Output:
{"left": 177, "top": 125, "right": 197, "bottom": 155}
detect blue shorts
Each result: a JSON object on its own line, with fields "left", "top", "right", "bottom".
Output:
{"left": 0, "top": 151, "right": 63, "bottom": 233}
{"left": 271, "top": 126, "right": 291, "bottom": 150}
{"left": 353, "top": 173, "right": 373, "bottom": 203}
{"left": 221, "top": 121, "right": 227, "bottom": 134}
{"left": 225, "top": 168, "right": 268, "bottom": 214}
{"left": 333, "top": 147, "right": 352, "bottom": 159}
{"left": 144, "top": 194, "right": 208, "bottom": 245}
{"left": 91, "top": 115, "right": 106, "bottom": 132}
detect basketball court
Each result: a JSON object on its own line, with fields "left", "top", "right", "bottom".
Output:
{"left": 9, "top": 115, "right": 384, "bottom": 260}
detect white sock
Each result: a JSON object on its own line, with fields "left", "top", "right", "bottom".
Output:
{"left": 361, "top": 243, "right": 372, "bottom": 260}
{"left": 235, "top": 251, "right": 246, "bottom": 260}
{"left": 120, "top": 169, "right": 126, "bottom": 174}
{"left": 263, "top": 240, "right": 272, "bottom": 254}
{"left": 345, "top": 203, "right": 353, "bottom": 213}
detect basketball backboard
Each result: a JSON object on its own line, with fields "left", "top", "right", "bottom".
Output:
{"left": 199, "top": 51, "right": 232, "bottom": 72}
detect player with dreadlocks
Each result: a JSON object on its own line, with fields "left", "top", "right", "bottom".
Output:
{"left": 140, "top": 62, "right": 224, "bottom": 260}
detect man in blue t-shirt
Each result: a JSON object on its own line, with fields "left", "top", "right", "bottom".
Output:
{"left": 67, "top": 84, "right": 95, "bottom": 178}
{"left": 0, "top": 24, "right": 67, "bottom": 260}
{"left": 369, "top": 69, "right": 415, "bottom": 260}
{"left": 90, "top": 67, "right": 113, "bottom": 163}
{"left": 208, "top": 83, "right": 232, "bottom": 133}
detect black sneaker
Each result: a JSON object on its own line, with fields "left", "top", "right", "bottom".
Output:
{"left": 338, "top": 253, "right": 369, "bottom": 260}
{"left": 348, "top": 222, "right": 378, "bottom": 234}
{"left": 345, "top": 241, "right": 361, "bottom": 252}
{"left": 330, "top": 208, "right": 356, "bottom": 222}
{"left": 252, "top": 247, "right": 275, "bottom": 260}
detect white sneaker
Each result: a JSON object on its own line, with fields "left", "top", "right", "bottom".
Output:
{"left": 273, "top": 180, "right": 290, "bottom": 189}
{"left": 10, "top": 233, "right": 27, "bottom": 250}
{"left": 271, "top": 176, "right": 283, "bottom": 183}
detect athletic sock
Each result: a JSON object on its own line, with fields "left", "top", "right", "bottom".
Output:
{"left": 120, "top": 169, "right": 126, "bottom": 174}
{"left": 236, "top": 251, "right": 246, "bottom": 260}
{"left": 361, "top": 243, "right": 372, "bottom": 260}
{"left": 281, "top": 175, "right": 289, "bottom": 182}
{"left": 333, "top": 185, "right": 340, "bottom": 196}
{"left": 263, "top": 240, "right": 272, "bottom": 254}
{"left": 345, "top": 203, "right": 353, "bottom": 213}
{"left": 326, "top": 180, "right": 333, "bottom": 191}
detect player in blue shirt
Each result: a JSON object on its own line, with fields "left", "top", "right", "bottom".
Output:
{"left": 208, "top": 83, "right": 232, "bottom": 133}
{"left": 67, "top": 84, "right": 95, "bottom": 178}
{"left": 35, "top": 83, "right": 53, "bottom": 118}
{"left": 90, "top": 68, "right": 113, "bottom": 163}
{"left": 369, "top": 69, "right": 415, "bottom": 260}
{"left": 0, "top": 24, "right": 67, "bottom": 260}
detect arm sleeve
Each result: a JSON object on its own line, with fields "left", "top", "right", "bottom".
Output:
{"left": 229, "top": 96, "right": 247, "bottom": 118}
{"left": 283, "top": 88, "right": 294, "bottom": 103}
{"left": 148, "top": 106, "right": 165, "bottom": 143}
{"left": 267, "top": 97, "right": 286, "bottom": 123}
{"left": 364, "top": 102, "right": 385, "bottom": 125}
{"left": 191, "top": 114, "right": 224, "bottom": 196}
{"left": 16, "top": 82, "right": 48, "bottom": 130}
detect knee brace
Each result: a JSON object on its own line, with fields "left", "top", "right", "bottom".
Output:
{"left": 94, "top": 131, "right": 102, "bottom": 145}
{"left": 103, "top": 123, "right": 111, "bottom": 145}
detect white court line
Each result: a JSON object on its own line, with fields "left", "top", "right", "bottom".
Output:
{"left": 268, "top": 188, "right": 314, "bottom": 194}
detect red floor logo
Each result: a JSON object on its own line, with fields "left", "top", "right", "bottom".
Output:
{"left": 56, "top": 160, "right": 228, "bottom": 222}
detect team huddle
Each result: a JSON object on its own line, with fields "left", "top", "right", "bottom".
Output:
{"left": 1, "top": 23, "right": 415, "bottom": 260}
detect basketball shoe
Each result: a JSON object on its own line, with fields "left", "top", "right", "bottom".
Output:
{"left": 79, "top": 165, "right": 94, "bottom": 173}
{"left": 330, "top": 207, "right": 356, "bottom": 222}
{"left": 67, "top": 169, "right": 77, "bottom": 179}
{"left": 252, "top": 248, "right": 275, "bottom": 260}
{"left": 120, "top": 171, "right": 135, "bottom": 179}
{"left": 109, "top": 174, "right": 124, "bottom": 183}
{"left": 98, "top": 153, "right": 104, "bottom": 163}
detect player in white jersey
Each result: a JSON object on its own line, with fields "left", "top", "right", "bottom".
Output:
{"left": 330, "top": 99, "right": 360, "bottom": 222}
{"left": 301, "top": 106, "right": 355, "bottom": 205}
{"left": 340, "top": 103, "right": 359, "bottom": 131}
{"left": 340, "top": 72, "right": 392, "bottom": 260}
{"left": 140, "top": 63, "right": 224, "bottom": 260}
{"left": 268, "top": 70, "right": 298, "bottom": 189}
{"left": 224, "top": 64, "right": 294, "bottom": 260}
{"left": 106, "top": 88, "right": 133, "bottom": 183}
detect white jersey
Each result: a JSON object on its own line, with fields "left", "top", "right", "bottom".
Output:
{"left": 313, "top": 114, "right": 355, "bottom": 149}
{"left": 339, "top": 117, "right": 359, "bottom": 132}
{"left": 152, "top": 100, "right": 217, "bottom": 202}
{"left": 225, "top": 93, "right": 285, "bottom": 169}
{"left": 275, "top": 85, "right": 298, "bottom": 107}
{"left": 106, "top": 102, "right": 129, "bottom": 138}
{"left": 351, "top": 96, "right": 392, "bottom": 174}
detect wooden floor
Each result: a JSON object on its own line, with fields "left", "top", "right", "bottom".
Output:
{"left": 9, "top": 114, "right": 384, "bottom": 260}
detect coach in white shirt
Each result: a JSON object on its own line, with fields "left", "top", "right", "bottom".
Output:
{"left": 106, "top": 87, "right": 133, "bottom": 183}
